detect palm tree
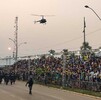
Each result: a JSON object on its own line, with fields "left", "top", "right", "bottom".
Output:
{"left": 80, "top": 42, "right": 92, "bottom": 55}
{"left": 80, "top": 42, "right": 92, "bottom": 50}
{"left": 48, "top": 49, "right": 55, "bottom": 55}
{"left": 63, "top": 49, "right": 68, "bottom": 55}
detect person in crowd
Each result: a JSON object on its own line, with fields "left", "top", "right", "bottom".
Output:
{"left": 4, "top": 72, "right": 9, "bottom": 85}
{"left": 0, "top": 71, "right": 3, "bottom": 84}
{"left": 9, "top": 72, "right": 16, "bottom": 85}
{"left": 26, "top": 76, "right": 34, "bottom": 95}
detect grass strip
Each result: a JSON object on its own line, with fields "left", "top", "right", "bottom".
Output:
{"left": 36, "top": 82, "right": 101, "bottom": 98}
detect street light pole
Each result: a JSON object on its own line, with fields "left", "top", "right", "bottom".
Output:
{"left": 83, "top": 17, "right": 86, "bottom": 51}
{"left": 9, "top": 38, "right": 27, "bottom": 61}
{"left": 85, "top": 5, "right": 101, "bottom": 21}
{"left": 9, "top": 38, "right": 16, "bottom": 60}
{"left": 9, "top": 38, "right": 27, "bottom": 58}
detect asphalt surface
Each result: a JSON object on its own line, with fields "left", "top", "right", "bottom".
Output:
{"left": 0, "top": 81, "right": 100, "bottom": 100}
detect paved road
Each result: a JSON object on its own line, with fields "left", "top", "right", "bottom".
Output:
{"left": 0, "top": 81, "right": 100, "bottom": 100}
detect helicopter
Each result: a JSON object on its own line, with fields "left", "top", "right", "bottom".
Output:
{"left": 31, "top": 14, "right": 54, "bottom": 24}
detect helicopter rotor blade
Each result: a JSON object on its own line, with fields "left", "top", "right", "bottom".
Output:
{"left": 34, "top": 21, "right": 37, "bottom": 24}
{"left": 31, "top": 14, "right": 41, "bottom": 16}
{"left": 31, "top": 14, "right": 55, "bottom": 17}
{"left": 34, "top": 20, "right": 40, "bottom": 24}
{"left": 31, "top": 14, "right": 44, "bottom": 17}
{"left": 43, "top": 15, "right": 55, "bottom": 17}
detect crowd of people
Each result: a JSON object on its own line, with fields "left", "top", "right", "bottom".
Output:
{"left": 0, "top": 70, "right": 16, "bottom": 85}
{"left": 1, "top": 53, "right": 101, "bottom": 91}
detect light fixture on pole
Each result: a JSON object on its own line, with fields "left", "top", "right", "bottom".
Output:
{"left": 18, "top": 42, "right": 27, "bottom": 47}
{"left": 9, "top": 38, "right": 16, "bottom": 61}
{"left": 85, "top": 5, "right": 101, "bottom": 21}
{"left": 9, "top": 37, "right": 27, "bottom": 61}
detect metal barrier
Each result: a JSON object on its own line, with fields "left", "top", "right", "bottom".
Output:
{"left": 35, "top": 76, "right": 101, "bottom": 92}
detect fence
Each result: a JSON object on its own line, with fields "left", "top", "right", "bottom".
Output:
{"left": 34, "top": 75, "right": 101, "bottom": 92}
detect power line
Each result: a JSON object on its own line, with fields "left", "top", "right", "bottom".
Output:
{"left": 35, "top": 28, "right": 101, "bottom": 50}
{"left": 20, "top": 28, "right": 101, "bottom": 55}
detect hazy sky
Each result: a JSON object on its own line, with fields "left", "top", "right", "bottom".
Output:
{"left": 0, "top": 0, "right": 101, "bottom": 57}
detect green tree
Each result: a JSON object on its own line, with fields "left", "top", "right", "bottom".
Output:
{"left": 36, "top": 68, "right": 44, "bottom": 75}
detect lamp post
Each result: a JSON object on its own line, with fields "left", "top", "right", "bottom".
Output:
{"left": 9, "top": 38, "right": 16, "bottom": 61}
{"left": 83, "top": 17, "right": 86, "bottom": 51}
{"left": 9, "top": 38, "right": 27, "bottom": 62}
{"left": 85, "top": 5, "right": 101, "bottom": 21}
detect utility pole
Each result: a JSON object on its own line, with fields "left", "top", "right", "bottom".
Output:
{"left": 9, "top": 17, "right": 26, "bottom": 62}
{"left": 15, "top": 16, "right": 18, "bottom": 62}
{"left": 83, "top": 17, "right": 86, "bottom": 51}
